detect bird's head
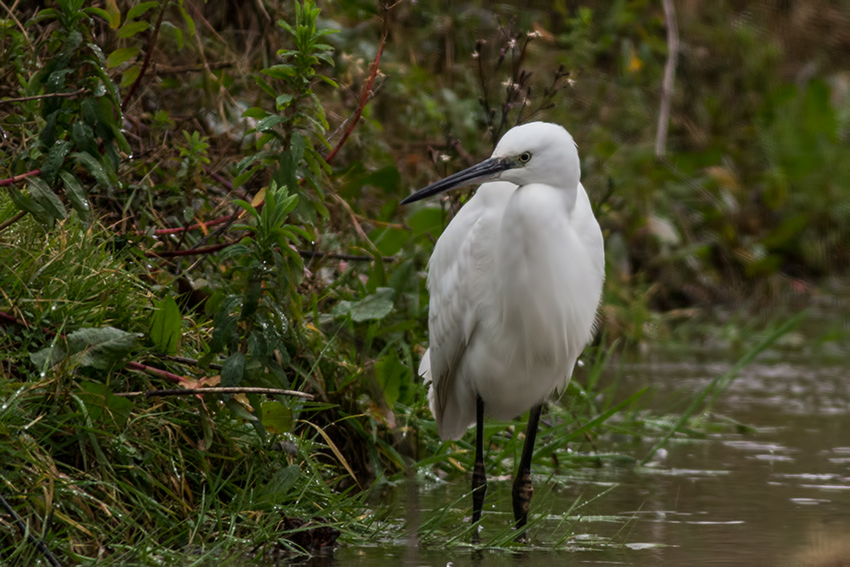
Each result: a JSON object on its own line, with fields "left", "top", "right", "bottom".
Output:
{"left": 401, "top": 122, "right": 580, "bottom": 205}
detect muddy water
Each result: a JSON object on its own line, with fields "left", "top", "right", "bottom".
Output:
{"left": 319, "top": 349, "right": 850, "bottom": 566}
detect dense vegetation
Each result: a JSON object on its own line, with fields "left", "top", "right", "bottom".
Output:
{"left": 0, "top": 0, "right": 844, "bottom": 562}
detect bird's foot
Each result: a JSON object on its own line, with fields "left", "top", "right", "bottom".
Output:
{"left": 511, "top": 471, "right": 533, "bottom": 536}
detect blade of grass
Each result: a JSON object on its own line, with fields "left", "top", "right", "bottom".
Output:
{"left": 639, "top": 310, "right": 807, "bottom": 466}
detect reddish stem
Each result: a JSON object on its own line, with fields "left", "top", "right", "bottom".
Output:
{"left": 0, "top": 169, "right": 40, "bottom": 187}
{"left": 324, "top": 32, "right": 386, "bottom": 163}
{"left": 126, "top": 361, "right": 185, "bottom": 383}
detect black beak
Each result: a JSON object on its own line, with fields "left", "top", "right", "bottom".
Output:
{"left": 400, "top": 158, "right": 511, "bottom": 205}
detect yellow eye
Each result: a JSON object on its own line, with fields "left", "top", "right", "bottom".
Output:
{"left": 519, "top": 152, "right": 532, "bottom": 163}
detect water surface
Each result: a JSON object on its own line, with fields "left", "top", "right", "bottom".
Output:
{"left": 318, "top": 349, "right": 850, "bottom": 566}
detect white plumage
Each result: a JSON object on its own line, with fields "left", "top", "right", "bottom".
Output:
{"left": 410, "top": 122, "right": 605, "bottom": 440}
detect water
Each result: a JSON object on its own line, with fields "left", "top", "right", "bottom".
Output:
{"left": 312, "top": 348, "right": 850, "bottom": 566}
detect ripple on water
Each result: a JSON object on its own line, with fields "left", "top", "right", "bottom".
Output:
{"left": 790, "top": 497, "right": 831, "bottom": 505}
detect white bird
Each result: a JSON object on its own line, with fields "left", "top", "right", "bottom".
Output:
{"left": 401, "top": 122, "right": 604, "bottom": 532}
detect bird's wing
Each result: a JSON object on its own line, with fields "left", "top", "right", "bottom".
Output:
{"left": 423, "top": 181, "right": 515, "bottom": 438}
{"left": 574, "top": 183, "right": 605, "bottom": 278}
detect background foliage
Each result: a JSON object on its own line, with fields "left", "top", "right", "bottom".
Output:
{"left": 1, "top": 0, "right": 846, "bottom": 562}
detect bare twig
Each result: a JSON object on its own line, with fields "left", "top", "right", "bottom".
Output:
{"left": 0, "top": 88, "right": 86, "bottom": 106}
{"left": 332, "top": 193, "right": 381, "bottom": 256}
{"left": 0, "top": 1, "right": 33, "bottom": 53}
{"left": 0, "top": 493, "right": 62, "bottom": 567}
{"left": 298, "top": 250, "right": 396, "bottom": 262}
{"left": 324, "top": 31, "right": 386, "bottom": 163}
{"left": 655, "top": 0, "right": 679, "bottom": 158}
{"left": 116, "top": 387, "right": 314, "bottom": 399}
{"left": 145, "top": 240, "right": 394, "bottom": 262}
{"left": 0, "top": 210, "right": 26, "bottom": 233}
{"left": 153, "top": 61, "right": 235, "bottom": 75}
{"left": 144, "top": 240, "right": 238, "bottom": 258}
{"left": 121, "top": 3, "right": 167, "bottom": 111}
{"left": 125, "top": 361, "right": 187, "bottom": 384}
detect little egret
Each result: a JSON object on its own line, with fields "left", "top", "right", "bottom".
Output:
{"left": 401, "top": 122, "right": 604, "bottom": 531}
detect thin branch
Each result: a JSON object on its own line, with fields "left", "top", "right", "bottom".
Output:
{"left": 145, "top": 241, "right": 394, "bottom": 262}
{"left": 0, "top": 0, "right": 33, "bottom": 53}
{"left": 332, "top": 193, "right": 382, "bottom": 257}
{"left": 0, "top": 169, "right": 40, "bottom": 188}
{"left": 116, "top": 387, "right": 314, "bottom": 399}
{"left": 0, "top": 210, "right": 27, "bottom": 233}
{"left": 324, "top": 31, "right": 386, "bottom": 163}
{"left": 153, "top": 61, "right": 235, "bottom": 75}
{"left": 125, "top": 361, "right": 187, "bottom": 384}
{"left": 655, "top": 0, "right": 679, "bottom": 158}
{"left": 121, "top": 3, "right": 167, "bottom": 111}
{"left": 0, "top": 493, "right": 62, "bottom": 567}
{"left": 0, "top": 88, "right": 86, "bottom": 106}
{"left": 299, "top": 250, "right": 396, "bottom": 262}
{"left": 144, "top": 240, "right": 238, "bottom": 258}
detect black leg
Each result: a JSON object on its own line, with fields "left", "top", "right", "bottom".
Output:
{"left": 471, "top": 395, "right": 487, "bottom": 527}
{"left": 512, "top": 404, "right": 542, "bottom": 534}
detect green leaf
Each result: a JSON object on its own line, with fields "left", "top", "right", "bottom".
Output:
{"left": 103, "top": 0, "right": 121, "bottom": 27}
{"left": 30, "top": 343, "right": 66, "bottom": 369}
{"left": 150, "top": 295, "right": 182, "bottom": 355}
{"left": 59, "top": 170, "right": 91, "bottom": 219}
{"left": 120, "top": 64, "right": 141, "bottom": 88}
{"left": 261, "top": 401, "right": 293, "bottom": 434}
{"left": 66, "top": 327, "right": 139, "bottom": 370}
{"left": 71, "top": 152, "right": 111, "bottom": 188}
{"left": 28, "top": 177, "right": 67, "bottom": 220}
{"left": 71, "top": 121, "right": 97, "bottom": 155}
{"left": 126, "top": 1, "right": 159, "bottom": 21}
{"left": 242, "top": 107, "right": 270, "bottom": 120}
{"left": 332, "top": 287, "right": 395, "bottom": 322}
{"left": 31, "top": 328, "right": 138, "bottom": 372}
{"left": 340, "top": 165, "right": 401, "bottom": 198}
{"left": 256, "top": 115, "right": 286, "bottom": 132}
{"left": 254, "top": 77, "right": 277, "bottom": 99}
{"left": 258, "top": 464, "right": 299, "bottom": 505}
{"left": 82, "top": 7, "right": 112, "bottom": 23}
{"left": 40, "top": 110, "right": 60, "bottom": 147}
{"left": 262, "top": 65, "right": 296, "bottom": 80}
{"left": 369, "top": 226, "right": 408, "bottom": 256}
{"left": 9, "top": 187, "right": 52, "bottom": 225}
{"left": 221, "top": 352, "right": 246, "bottom": 387}
{"left": 408, "top": 206, "right": 445, "bottom": 237}
{"left": 275, "top": 93, "right": 293, "bottom": 110}
{"left": 116, "top": 20, "right": 149, "bottom": 39}
{"left": 106, "top": 46, "right": 140, "bottom": 69}
{"left": 225, "top": 397, "right": 257, "bottom": 421}
{"left": 40, "top": 140, "right": 72, "bottom": 186}
{"left": 375, "top": 352, "right": 406, "bottom": 407}
{"left": 178, "top": 3, "right": 195, "bottom": 36}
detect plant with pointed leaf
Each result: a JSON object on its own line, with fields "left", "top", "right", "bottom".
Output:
{"left": 236, "top": 0, "right": 337, "bottom": 223}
